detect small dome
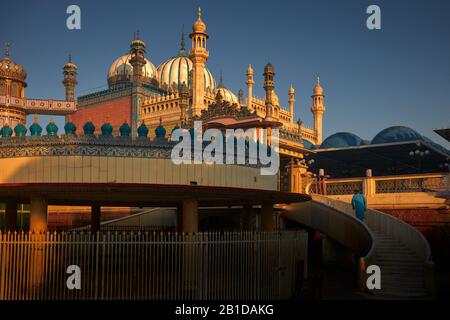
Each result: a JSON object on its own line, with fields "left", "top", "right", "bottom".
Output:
{"left": 101, "top": 122, "right": 113, "bottom": 136}
{"left": 157, "top": 55, "right": 215, "bottom": 92}
{"left": 372, "top": 126, "right": 423, "bottom": 144}
{"left": 320, "top": 132, "right": 364, "bottom": 149}
{"left": 155, "top": 119, "right": 166, "bottom": 139}
{"left": 64, "top": 121, "right": 77, "bottom": 135}
{"left": 1, "top": 124, "right": 12, "bottom": 137}
{"left": 83, "top": 121, "right": 95, "bottom": 135}
{"left": 217, "top": 87, "right": 238, "bottom": 104}
{"left": 313, "top": 77, "right": 323, "bottom": 95}
{"left": 14, "top": 123, "right": 27, "bottom": 137}
{"left": 107, "top": 54, "right": 157, "bottom": 88}
{"left": 137, "top": 122, "right": 149, "bottom": 137}
{"left": 46, "top": 121, "right": 58, "bottom": 136}
{"left": 192, "top": 7, "right": 207, "bottom": 33}
{"left": 119, "top": 122, "right": 131, "bottom": 137}
{"left": 29, "top": 122, "right": 42, "bottom": 137}
{"left": 0, "top": 45, "right": 27, "bottom": 86}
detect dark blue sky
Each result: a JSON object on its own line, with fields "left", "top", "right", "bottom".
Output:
{"left": 1, "top": 0, "right": 449, "bottom": 147}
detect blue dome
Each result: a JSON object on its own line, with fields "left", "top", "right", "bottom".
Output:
{"left": 83, "top": 122, "right": 95, "bottom": 135}
{"left": 46, "top": 121, "right": 59, "bottom": 136}
{"left": 155, "top": 125, "right": 166, "bottom": 139}
{"left": 119, "top": 122, "right": 131, "bottom": 136}
{"left": 14, "top": 123, "right": 27, "bottom": 137}
{"left": 1, "top": 124, "right": 13, "bottom": 137}
{"left": 29, "top": 122, "right": 42, "bottom": 136}
{"left": 101, "top": 122, "right": 113, "bottom": 136}
{"left": 137, "top": 122, "right": 149, "bottom": 137}
{"left": 320, "top": 132, "right": 364, "bottom": 149}
{"left": 372, "top": 126, "right": 423, "bottom": 144}
{"left": 64, "top": 122, "right": 77, "bottom": 135}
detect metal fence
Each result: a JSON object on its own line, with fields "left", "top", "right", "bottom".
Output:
{"left": 0, "top": 231, "right": 307, "bottom": 300}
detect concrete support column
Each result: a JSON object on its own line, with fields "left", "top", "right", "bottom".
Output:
{"left": 242, "top": 205, "right": 255, "bottom": 231}
{"left": 30, "top": 196, "right": 48, "bottom": 233}
{"left": 5, "top": 201, "right": 18, "bottom": 231}
{"left": 182, "top": 198, "right": 198, "bottom": 234}
{"left": 91, "top": 205, "right": 101, "bottom": 234}
{"left": 261, "top": 202, "right": 274, "bottom": 232}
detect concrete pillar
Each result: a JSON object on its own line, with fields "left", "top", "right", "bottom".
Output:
{"left": 182, "top": 198, "right": 198, "bottom": 234}
{"left": 5, "top": 201, "right": 17, "bottom": 231}
{"left": 30, "top": 196, "right": 48, "bottom": 233}
{"left": 261, "top": 203, "right": 274, "bottom": 232}
{"left": 91, "top": 205, "right": 101, "bottom": 234}
{"left": 242, "top": 205, "right": 255, "bottom": 231}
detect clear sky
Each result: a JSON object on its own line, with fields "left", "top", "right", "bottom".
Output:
{"left": 1, "top": 0, "right": 449, "bottom": 147}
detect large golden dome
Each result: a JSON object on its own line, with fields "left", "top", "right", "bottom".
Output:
{"left": 107, "top": 53, "right": 157, "bottom": 88}
{"left": 0, "top": 45, "right": 27, "bottom": 86}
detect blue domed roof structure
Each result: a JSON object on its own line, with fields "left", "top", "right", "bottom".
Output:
{"left": 101, "top": 122, "right": 113, "bottom": 136}
{"left": 371, "top": 126, "right": 423, "bottom": 145}
{"left": 1, "top": 124, "right": 13, "bottom": 137}
{"left": 83, "top": 121, "right": 95, "bottom": 135}
{"left": 64, "top": 122, "right": 77, "bottom": 135}
{"left": 14, "top": 123, "right": 27, "bottom": 137}
{"left": 155, "top": 118, "right": 166, "bottom": 139}
{"left": 119, "top": 122, "right": 131, "bottom": 137}
{"left": 320, "top": 132, "right": 364, "bottom": 149}
{"left": 302, "top": 140, "right": 316, "bottom": 150}
{"left": 137, "top": 122, "right": 149, "bottom": 137}
{"left": 46, "top": 121, "right": 58, "bottom": 136}
{"left": 29, "top": 122, "right": 42, "bottom": 137}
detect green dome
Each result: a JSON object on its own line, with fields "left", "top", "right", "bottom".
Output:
{"left": 14, "top": 123, "right": 27, "bottom": 137}
{"left": 101, "top": 122, "right": 113, "bottom": 136}
{"left": 155, "top": 124, "right": 166, "bottom": 139}
{"left": 119, "top": 122, "right": 131, "bottom": 136}
{"left": 29, "top": 122, "right": 43, "bottom": 136}
{"left": 137, "top": 122, "right": 149, "bottom": 137}
{"left": 0, "top": 124, "right": 13, "bottom": 137}
{"left": 83, "top": 121, "right": 95, "bottom": 135}
{"left": 64, "top": 122, "right": 77, "bottom": 135}
{"left": 46, "top": 121, "right": 59, "bottom": 136}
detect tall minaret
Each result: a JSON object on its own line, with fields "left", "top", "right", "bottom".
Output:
{"left": 246, "top": 64, "right": 254, "bottom": 109}
{"left": 311, "top": 76, "right": 326, "bottom": 144}
{"left": 62, "top": 55, "right": 78, "bottom": 101}
{"left": 189, "top": 7, "right": 209, "bottom": 116}
{"left": 129, "top": 32, "right": 147, "bottom": 137}
{"left": 263, "top": 63, "right": 275, "bottom": 120}
{"left": 288, "top": 84, "right": 295, "bottom": 124}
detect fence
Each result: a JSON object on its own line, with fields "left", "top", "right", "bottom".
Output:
{"left": 0, "top": 230, "right": 307, "bottom": 300}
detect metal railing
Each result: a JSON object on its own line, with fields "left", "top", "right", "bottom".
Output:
{"left": 0, "top": 230, "right": 307, "bottom": 300}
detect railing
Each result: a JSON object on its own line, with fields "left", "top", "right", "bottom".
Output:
{"left": 0, "top": 230, "right": 307, "bottom": 300}
{"left": 375, "top": 176, "right": 446, "bottom": 193}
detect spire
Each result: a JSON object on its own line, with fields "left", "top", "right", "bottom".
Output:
{"left": 4, "top": 42, "right": 10, "bottom": 61}
{"left": 180, "top": 24, "right": 186, "bottom": 52}
{"left": 197, "top": 6, "right": 202, "bottom": 20}
{"left": 68, "top": 54, "right": 72, "bottom": 63}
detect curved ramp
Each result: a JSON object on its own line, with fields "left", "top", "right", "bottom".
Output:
{"left": 283, "top": 195, "right": 434, "bottom": 299}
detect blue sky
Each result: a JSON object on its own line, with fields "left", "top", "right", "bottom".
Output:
{"left": 1, "top": 0, "right": 449, "bottom": 147}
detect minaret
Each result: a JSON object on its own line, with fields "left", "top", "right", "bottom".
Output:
{"left": 288, "top": 84, "right": 295, "bottom": 124}
{"left": 311, "top": 76, "right": 326, "bottom": 144}
{"left": 246, "top": 64, "right": 254, "bottom": 109}
{"left": 263, "top": 63, "right": 275, "bottom": 120}
{"left": 129, "top": 31, "right": 147, "bottom": 138}
{"left": 179, "top": 81, "right": 189, "bottom": 127}
{"left": 189, "top": 7, "right": 209, "bottom": 116}
{"left": 62, "top": 55, "right": 78, "bottom": 101}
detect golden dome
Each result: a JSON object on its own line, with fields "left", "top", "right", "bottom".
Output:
{"left": 289, "top": 84, "right": 295, "bottom": 95}
{"left": 217, "top": 87, "right": 238, "bottom": 105}
{"left": 192, "top": 7, "right": 207, "bottom": 33}
{"left": 107, "top": 53, "right": 157, "bottom": 87}
{"left": 0, "top": 44, "right": 27, "bottom": 86}
{"left": 270, "top": 91, "right": 280, "bottom": 106}
{"left": 313, "top": 76, "right": 324, "bottom": 95}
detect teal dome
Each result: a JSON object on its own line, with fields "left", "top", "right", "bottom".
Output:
{"left": 1, "top": 125, "right": 13, "bottom": 137}
{"left": 46, "top": 121, "right": 59, "bottom": 136}
{"left": 155, "top": 124, "right": 166, "bottom": 139}
{"left": 320, "top": 132, "right": 363, "bottom": 149}
{"left": 64, "top": 122, "right": 77, "bottom": 135}
{"left": 119, "top": 122, "right": 131, "bottom": 136}
{"left": 83, "top": 121, "right": 95, "bottom": 135}
{"left": 101, "top": 122, "right": 113, "bottom": 136}
{"left": 302, "top": 139, "right": 316, "bottom": 150}
{"left": 372, "top": 126, "right": 423, "bottom": 144}
{"left": 29, "top": 122, "right": 43, "bottom": 136}
{"left": 137, "top": 122, "right": 149, "bottom": 137}
{"left": 14, "top": 123, "right": 27, "bottom": 137}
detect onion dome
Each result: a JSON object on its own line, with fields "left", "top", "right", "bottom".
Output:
{"left": 192, "top": 7, "right": 207, "bottom": 34}
{"left": 14, "top": 122, "right": 27, "bottom": 137}
{"left": 371, "top": 126, "right": 423, "bottom": 145}
{"left": 313, "top": 76, "right": 324, "bottom": 95}
{"left": 29, "top": 116, "right": 42, "bottom": 136}
{"left": 46, "top": 120, "right": 58, "bottom": 136}
{"left": 64, "top": 121, "right": 77, "bottom": 135}
{"left": 101, "top": 122, "right": 113, "bottom": 136}
{"left": 157, "top": 29, "right": 216, "bottom": 92}
{"left": 216, "top": 73, "right": 238, "bottom": 104}
{"left": 0, "top": 123, "right": 13, "bottom": 137}
{"left": 119, "top": 121, "right": 131, "bottom": 137}
{"left": 320, "top": 132, "right": 364, "bottom": 149}
{"left": 83, "top": 121, "right": 95, "bottom": 135}
{"left": 155, "top": 118, "right": 166, "bottom": 139}
{"left": 137, "top": 121, "right": 149, "bottom": 137}
{"left": 0, "top": 44, "right": 27, "bottom": 87}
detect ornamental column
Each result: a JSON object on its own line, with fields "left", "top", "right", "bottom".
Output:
{"left": 30, "top": 196, "right": 48, "bottom": 233}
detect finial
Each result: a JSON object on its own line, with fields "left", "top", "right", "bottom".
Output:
{"left": 68, "top": 54, "right": 72, "bottom": 63}
{"left": 180, "top": 24, "right": 186, "bottom": 51}
{"left": 4, "top": 42, "right": 10, "bottom": 60}
{"left": 159, "top": 116, "right": 163, "bottom": 126}
{"left": 317, "top": 76, "right": 320, "bottom": 85}
{"left": 197, "top": 6, "right": 202, "bottom": 20}
{"left": 33, "top": 114, "right": 38, "bottom": 123}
